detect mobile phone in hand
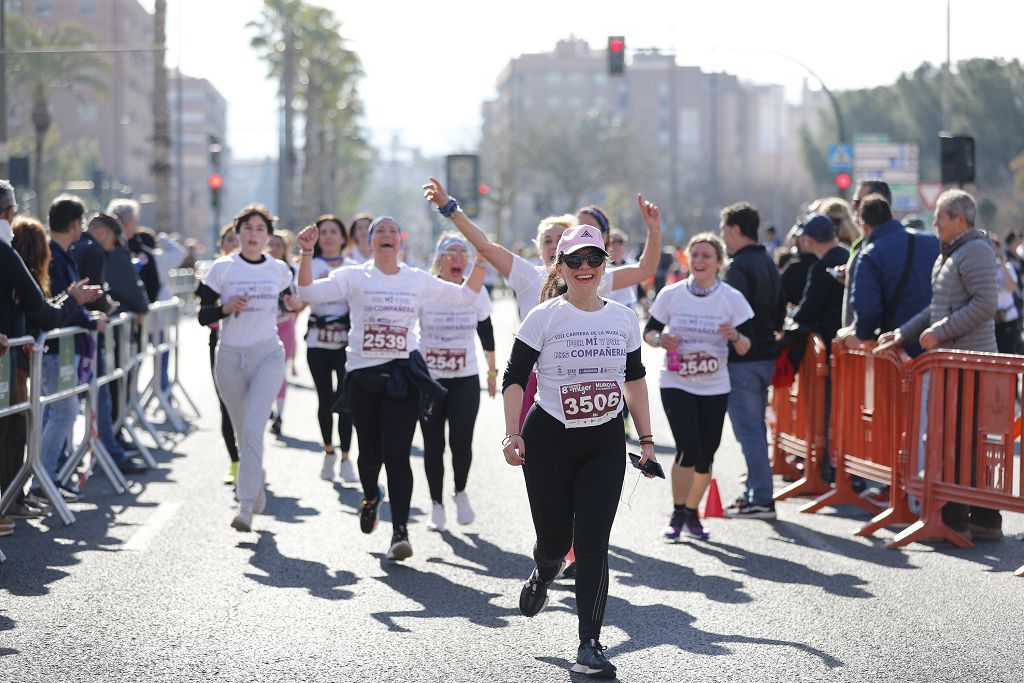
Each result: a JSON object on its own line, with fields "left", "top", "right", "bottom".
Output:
{"left": 629, "top": 452, "right": 665, "bottom": 479}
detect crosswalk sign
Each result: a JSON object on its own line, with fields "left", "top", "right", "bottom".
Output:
{"left": 827, "top": 144, "right": 854, "bottom": 172}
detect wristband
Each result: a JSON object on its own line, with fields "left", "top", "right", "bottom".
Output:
{"left": 502, "top": 433, "right": 521, "bottom": 447}
{"left": 438, "top": 197, "right": 460, "bottom": 218}
{"left": 300, "top": 250, "right": 313, "bottom": 256}
{"left": 487, "top": 370, "right": 498, "bottom": 378}
{"left": 638, "top": 434, "right": 654, "bottom": 440}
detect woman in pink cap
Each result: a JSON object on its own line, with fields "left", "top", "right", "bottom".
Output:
{"left": 499, "top": 223, "right": 659, "bottom": 679}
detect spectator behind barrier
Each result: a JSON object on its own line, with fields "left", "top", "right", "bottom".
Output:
{"left": 840, "top": 181, "right": 893, "bottom": 327}
{"left": 990, "top": 234, "right": 1021, "bottom": 355}
{"left": 788, "top": 213, "right": 849, "bottom": 348}
{"left": 837, "top": 194, "right": 939, "bottom": 356}
{"left": 876, "top": 189, "right": 1001, "bottom": 539}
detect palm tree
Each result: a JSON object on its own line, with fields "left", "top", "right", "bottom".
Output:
{"left": 7, "top": 17, "right": 106, "bottom": 213}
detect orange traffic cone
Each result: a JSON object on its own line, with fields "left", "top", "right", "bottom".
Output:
{"left": 702, "top": 479, "right": 725, "bottom": 518}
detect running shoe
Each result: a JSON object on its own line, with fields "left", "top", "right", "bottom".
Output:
{"left": 683, "top": 509, "right": 710, "bottom": 540}
{"left": 223, "top": 461, "right": 239, "bottom": 486}
{"left": 57, "top": 482, "right": 81, "bottom": 503}
{"left": 24, "top": 493, "right": 51, "bottom": 510}
{"left": 231, "top": 507, "right": 253, "bottom": 533}
{"left": 387, "top": 525, "right": 413, "bottom": 561}
{"left": 270, "top": 415, "right": 282, "bottom": 436}
{"left": 427, "top": 502, "right": 446, "bottom": 532}
{"left": 723, "top": 501, "right": 777, "bottom": 520}
{"left": 453, "top": 490, "right": 475, "bottom": 525}
{"left": 338, "top": 458, "right": 358, "bottom": 483}
{"left": 723, "top": 495, "right": 748, "bottom": 516}
{"left": 320, "top": 452, "right": 337, "bottom": 481}
{"left": 662, "top": 509, "right": 685, "bottom": 541}
{"left": 518, "top": 561, "right": 564, "bottom": 617}
{"left": 6, "top": 502, "right": 44, "bottom": 520}
{"left": 572, "top": 639, "right": 617, "bottom": 678}
{"left": 360, "top": 485, "right": 385, "bottom": 534}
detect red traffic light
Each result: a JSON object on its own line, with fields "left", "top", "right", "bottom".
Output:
{"left": 609, "top": 37, "right": 624, "bottom": 53}
{"left": 208, "top": 172, "right": 224, "bottom": 190}
{"left": 834, "top": 172, "right": 852, "bottom": 190}
{"left": 478, "top": 183, "right": 490, "bottom": 195}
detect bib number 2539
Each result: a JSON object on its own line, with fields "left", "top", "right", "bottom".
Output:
{"left": 361, "top": 323, "right": 408, "bottom": 358}
{"left": 559, "top": 381, "right": 621, "bottom": 428}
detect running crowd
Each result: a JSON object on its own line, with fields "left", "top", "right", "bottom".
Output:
{"left": 0, "top": 174, "right": 1011, "bottom": 679}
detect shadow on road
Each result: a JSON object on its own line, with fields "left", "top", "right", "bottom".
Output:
{"left": 370, "top": 558, "right": 517, "bottom": 633}
{"left": 607, "top": 545, "right": 751, "bottom": 604}
{"left": 239, "top": 530, "right": 357, "bottom": 600}
{"left": 0, "top": 609, "right": 17, "bottom": 657}
{"left": 265, "top": 487, "right": 319, "bottom": 525}
{"left": 332, "top": 482, "right": 424, "bottom": 527}
{"left": 768, "top": 520, "right": 915, "bottom": 570}
{"left": 425, "top": 531, "right": 532, "bottom": 580}
{"left": 538, "top": 595, "right": 843, "bottom": 674}
{"left": 273, "top": 433, "right": 322, "bottom": 453}
{"left": 686, "top": 540, "right": 872, "bottom": 598}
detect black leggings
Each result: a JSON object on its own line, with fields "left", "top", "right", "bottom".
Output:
{"left": 307, "top": 346, "right": 354, "bottom": 451}
{"left": 521, "top": 405, "right": 625, "bottom": 643}
{"left": 661, "top": 387, "right": 729, "bottom": 474}
{"left": 348, "top": 370, "right": 420, "bottom": 528}
{"left": 420, "top": 375, "right": 480, "bottom": 503}
{"left": 209, "top": 330, "right": 239, "bottom": 463}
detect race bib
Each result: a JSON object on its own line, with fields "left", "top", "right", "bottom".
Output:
{"left": 559, "top": 380, "right": 622, "bottom": 428}
{"left": 317, "top": 324, "right": 348, "bottom": 346}
{"left": 361, "top": 323, "right": 408, "bottom": 358}
{"left": 425, "top": 348, "right": 466, "bottom": 373}
{"left": 677, "top": 351, "right": 722, "bottom": 381}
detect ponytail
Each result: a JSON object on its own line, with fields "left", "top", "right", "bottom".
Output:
{"left": 539, "top": 256, "right": 567, "bottom": 302}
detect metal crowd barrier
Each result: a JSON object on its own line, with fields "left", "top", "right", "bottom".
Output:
{"left": 0, "top": 298, "right": 199, "bottom": 561}
{"left": 166, "top": 268, "right": 197, "bottom": 304}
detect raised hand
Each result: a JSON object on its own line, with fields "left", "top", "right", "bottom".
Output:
{"left": 637, "top": 194, "right": 662, "bottom": 231}
{"left": 297, "top": 224, "right": 319, "bottom": 252}
{"left": 423, "top": 177, "right": 450, "bottom": 208}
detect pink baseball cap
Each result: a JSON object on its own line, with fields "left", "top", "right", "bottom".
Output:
{"left": 557, "top": 225, "right": 609, "bottom": 256}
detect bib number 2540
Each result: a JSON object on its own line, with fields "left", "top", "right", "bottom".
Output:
{"left": 362, "top": 323, "right": 408, "bottom": 357}
{"left": 560, "top": 381, "right": 621, "bottom": 428}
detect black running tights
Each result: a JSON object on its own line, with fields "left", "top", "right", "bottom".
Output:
{"left": 419, "top": 375, "right": 480, "bottom": 503}
{"left": 661, "top": 387, "right": 728, "bottom": 474}
{"left": 348, "top": 373, "right": 419, "bottom": 528}
{"left": 307, "top": 347, "right": 354, "bottom": 452}
{"left": 521, "top": 405, "right": 625, "bottom": 643}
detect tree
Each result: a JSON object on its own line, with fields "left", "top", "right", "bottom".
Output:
{"left": 6, "top": 16, "right": 106, "bottom": 213}
{"left": 152, "top": 0, "right": 172, "bottom": 231}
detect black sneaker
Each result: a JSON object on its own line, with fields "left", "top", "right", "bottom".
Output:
{"left": 572, "top": 639, "right": 617, "bottom": 678}
{"left": 518, "top": 561, "right": 564, "bottom": 617}
{"left": 116, "top": 457, "right": 149, "bottom": 475}
{"left": 6, "top": 502, "right": 45, "bottom": 519}
{"left": 359, "top": 485, "right": 385, "bottom": 534}
{"left": 269, "top": 415, "right": 282, "bottom": 436}
{"left": 723, "top": 501, "right": 777, "bottom": 520}
{"left": 387, "top": 525, "right": 413, "bottom": 561}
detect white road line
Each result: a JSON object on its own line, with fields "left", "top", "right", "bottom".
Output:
{"left": 122, "top": 502, "right": 181, "bottom": 553}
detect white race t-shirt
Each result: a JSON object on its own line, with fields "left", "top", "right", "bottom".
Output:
{"left": 420, "top": 287, "right": 492, "bottom": 379}
{"left": 296, "top": 260, "right": 479, "bottom": 372}
{"left": 606, "top": 261, "right": 639, "bottom": 308}
{"left": 507, "top": 253, "right": 613, "bottom": 321}
{"left": 648, "top": 279, "right": 754, "bottom": 395}
{"left": 202, "top": 254, "right": 294, "bottom": 348}
{"left": 515, "top": 296, "right": 641, "bottom": 428}
{"left": 304, "top": 256, "right": 353, "bottom": 350}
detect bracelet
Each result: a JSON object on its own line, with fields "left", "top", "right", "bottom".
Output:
{"left": 502, "top": 433, "right": 521, "bottom": 447}
{"left": 438, "top": 197, "right": 460, "bottom": 218}
{"left": 487, "top": 369, "right": 498, "bottom": 378}
{"left": 300, "top": 250, "right": 313, "bottom": 256}
{"left": 638, "top": 434, "right": 654, "bottom": 440}
{"left": 473, "top": 260, "right": 487, "bottom": 269}
{"left": 639, "top": 440, "right": 655, "bottom": 446}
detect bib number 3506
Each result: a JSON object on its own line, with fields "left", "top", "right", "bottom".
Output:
{"left": 559, "top": 381, "right": 622, "bottom": 428}
{"left": 361, "top": 323, "right": 408, "bottom": 358}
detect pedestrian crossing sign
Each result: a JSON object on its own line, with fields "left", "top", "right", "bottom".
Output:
{"left": 828, "top": 144, "right": 854, "bottom": 172}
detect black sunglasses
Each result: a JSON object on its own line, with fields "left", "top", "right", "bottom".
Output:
{"left": 563, "top": 252, "right": 607, "bottom": 269}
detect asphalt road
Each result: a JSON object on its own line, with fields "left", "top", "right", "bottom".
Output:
{"left": 2, "top": 294, "right": 1022, "bottom": 683}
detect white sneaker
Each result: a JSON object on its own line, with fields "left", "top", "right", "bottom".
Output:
{"left": 231, "top": 507, "right": 253, "bottom": 532}
{"left": 320, "top": 453, "right": 337, "bottom": 481}
{"left": 253, "top": 483, "right": 266, "bottom": 515}
{"left": 426, "top": 502, "right": 446, "bottom": 532}
{"left": 453, "top": 490, "right": 475, "bottom": 525}
{"left": 338, "top": 457, "right": 358, "bottom": 483}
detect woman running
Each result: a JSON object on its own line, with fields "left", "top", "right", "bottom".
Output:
{"left": 419, "top": 231, "right": 497, "bottom": 532}
{"left": 304, "top": 215, "right": 357, "bottom": 483}
{"left": 197, "top": 206, "right": 294, "bottom": 532}
{"left": 645, "top": 233, "right": 752, "bottom": 541}
{"left": 501, "top": 224, "right": 657, "bottom": 679}
{"left": 296, "top": 214, "right": 485, "bottom": 561}
{"left": 198, "top": 224, "right": 241, "bottom": 485}
{"left": 267, "top": 229, "right": 303, "bottom": 436}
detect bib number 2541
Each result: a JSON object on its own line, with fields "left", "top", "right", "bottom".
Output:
{"left": 560, "top": 381, "right": 621, "bottom": 428}
{"left": 361, "top": 323, "right": 408, "bottom": 358}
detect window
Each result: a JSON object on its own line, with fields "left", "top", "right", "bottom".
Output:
{"left": 545, "top": 72, "right": 563, "bottom": 86}
{"left": 79, "top": 0, "right": 96, "bottom": 16}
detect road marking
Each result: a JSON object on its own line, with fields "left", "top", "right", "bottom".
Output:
{"left": 122, "top": 502, "right": 180, "bottom": 552}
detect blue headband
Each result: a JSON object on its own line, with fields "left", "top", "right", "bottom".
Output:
{"left": 437, "top": 234, "right": 469, "bottom": 256}
{"left": 367, "top": 215, "right": 396, "bottom": 242}
{"left": 583, "top": 208, "right": 609, "bottom": 233}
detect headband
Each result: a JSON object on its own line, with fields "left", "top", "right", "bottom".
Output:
{"left": 437, "top": 234, "right": 469, "bottom": 256}
{"left": 367, "top": 215, "right": 396, "bottom": 241}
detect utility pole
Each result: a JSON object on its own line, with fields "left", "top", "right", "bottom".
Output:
{"left": 941, "top": 0, "right": 952, "bottom": 131}
{"left": 0, "top": 0, "right": 9, "bottom": 179}
{"left": 152, "top": 0, "right": 172, "bottom": 231}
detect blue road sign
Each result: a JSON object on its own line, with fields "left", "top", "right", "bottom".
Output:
{"left": 827, "top": 144, "right": 854, "bottom": 172}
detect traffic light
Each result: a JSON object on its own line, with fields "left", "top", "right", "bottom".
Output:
{"left": 208, "top": 172, "right": 223, "bottom": 210}
{"left": 208, "top": 134, "right": 222, "bottom": 170}
{"left": 834, "top": 172, "right": 852, "bottom": 190}
{"left": 608, "top": 36, "right": 625, "bottom": 75}
{"left": 940, "top": 134, "right": 975, "bottom": 186}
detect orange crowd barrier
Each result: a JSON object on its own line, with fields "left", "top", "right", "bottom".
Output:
{"left": 801, "top": 341, "right": 919, "bottom": 537}
{"left": 886, "top": 351, "right": 1024, "bottom": 572}
{"left": 771, "top": 334, "right": 831, "bottom": 501}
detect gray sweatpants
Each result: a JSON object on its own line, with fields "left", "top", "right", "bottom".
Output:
{"left": 215, "top": 337, "right": 285, "bottom": 508}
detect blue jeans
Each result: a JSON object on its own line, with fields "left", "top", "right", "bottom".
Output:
{"left": 39, "top": 353, "right": 80, "bottom": 483}
{"left": 96, "top": 351, "right": 128, "bottom": 462}
{"left": 727, "top": 360, "right": 775, "bottom": 506}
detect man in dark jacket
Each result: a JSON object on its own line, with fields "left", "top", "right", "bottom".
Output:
{"left": 790, "top": 214, "right": 849, "bottom": 347}
{"left": 719, "top": 201, "right": 783, "bottom": 519}
{"left": 839, "top": 195, "right": 939, "bottom": 356}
